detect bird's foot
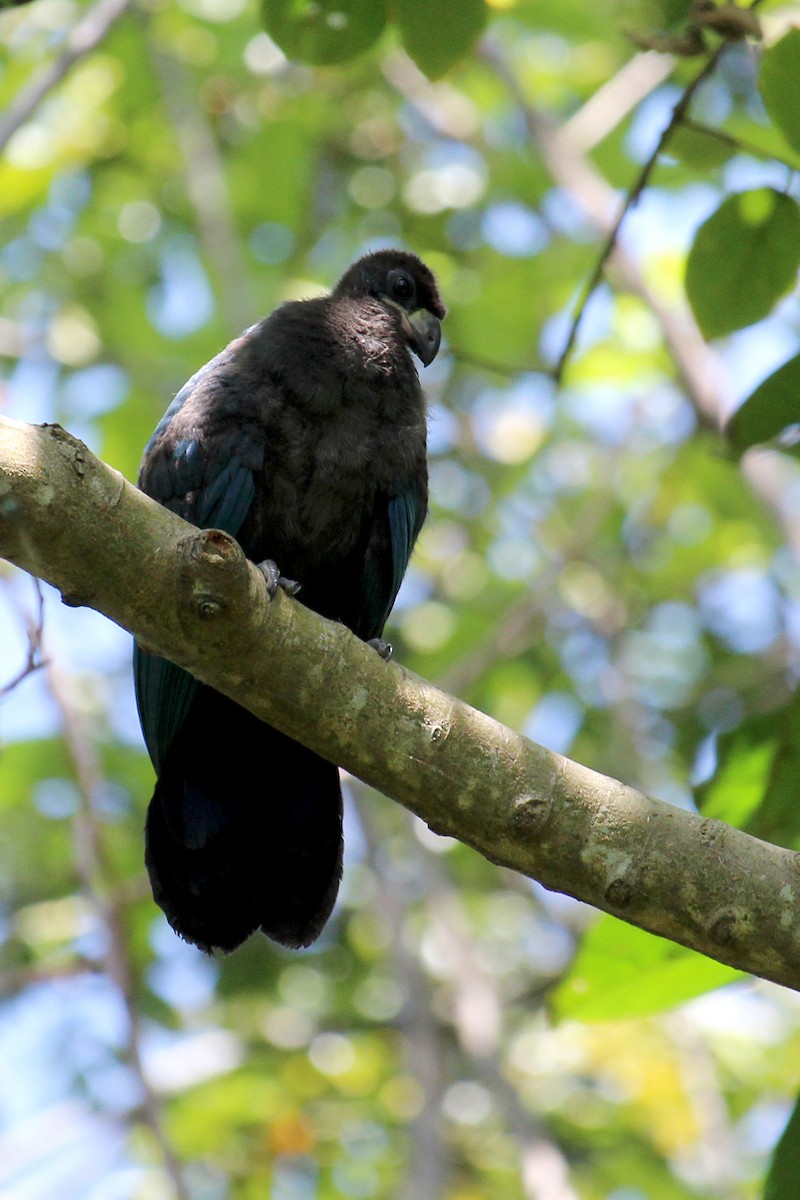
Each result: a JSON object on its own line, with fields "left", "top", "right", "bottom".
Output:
{"left": 367, "top": 637, "right": 393, "bottom": 661}
{"left": 258, "top": 559, "right": 301, "bottom": 600}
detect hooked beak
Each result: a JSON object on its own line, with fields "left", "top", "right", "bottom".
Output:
{"left": 401, "top": 308, "right": 442, "bottom": 367}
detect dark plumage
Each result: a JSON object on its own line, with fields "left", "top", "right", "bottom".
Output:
{"left": 134, "top": 250, "right": 445, "bottom": 953}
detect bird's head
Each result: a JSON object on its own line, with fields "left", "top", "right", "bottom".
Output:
{"left": 333, "top": 250, "right": 446, "bottom": 367}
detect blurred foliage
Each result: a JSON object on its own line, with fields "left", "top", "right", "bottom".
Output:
{"left": 728, "top": 350, "right": 800, "bottom": 456}
{"left": 260, "top": 0, "right": 488, "bottom": 80}
{"left": 3, "top": 0, "right": 800, "bottom": 1197}
{"left": 764, "top": 1090, "right": 800, "bottom": 1200}
{"left": 685, "top": 187, "right": 800, "bottom": 337}
{"left": 758, "top": 25, "right": 800, "bottom": 155}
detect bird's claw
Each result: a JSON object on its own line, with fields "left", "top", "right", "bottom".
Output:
{"left": 367, "top": 637, "right": 393, "bottom": 661}
{"left": 258, "top": 559, "right": 301, "bottom": 600}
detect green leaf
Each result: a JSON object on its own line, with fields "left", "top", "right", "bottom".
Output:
{"left": 723, "top": 111, "right": 800, "bottom": 173}
{"left": 696, "top": 713, "right": 778, "bottom": 829}
{"left": 394, "top": 0, "right": 487, "bottom": 79}
{"left": 760, "top": 28, "right": 800, "bottom": 156}
{"left": 685, "top": 188, "right": 800, "bottom": 338}
{"left": 764, "top": 1092, "right": 800, "bottom": 1200}
{"left": 698, "top": 692, "right": 800, "bottom": 848}
{"left": 553, "top": 915, "right": 743, "bottom": 1021}
{"left": 261, "top": 0, "right": 387, "bottom": 66}
{"left": 727, "top": 353, "right": 800, "bottom": 457}
{"left": 668, "top": 124, "right": 735, "bottom": 169}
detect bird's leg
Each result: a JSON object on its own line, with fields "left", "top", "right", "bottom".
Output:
{"left": 367, "top": 638, "right": 393, "bottom": 661}
{"left": 257, "top": 559, "right": 301, "bottom": 600}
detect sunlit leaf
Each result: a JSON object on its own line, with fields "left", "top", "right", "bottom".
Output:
{"left": 685, "top": 189, "right": 800, "bottom": 338}
{"left": 698, "top": 693, "right": 800, "bottom": 848}
{"left": 695, "top": 713, "right": 777, "bottom": 829}
{"left": 554, "top": 915, "right": 743, "bottom": 1021}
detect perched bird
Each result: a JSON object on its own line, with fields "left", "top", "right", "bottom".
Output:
{"left": 134, "top": 250, "right": 445, "bottom": 954}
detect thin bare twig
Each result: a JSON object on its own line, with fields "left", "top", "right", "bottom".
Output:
{"left": 552, "top": 44, "right": 728, "bottom": 385}
{"left": 0, "top": 0, "right": 135, "bottom": 158}
{"left": 482, "top": 36, "right": 800, "bottom": 574}
{"left": 0, "top": 576, "right": 47, "bottom": 701}
{"left": 480, "top": 37, "right": 726, "bottom": 425}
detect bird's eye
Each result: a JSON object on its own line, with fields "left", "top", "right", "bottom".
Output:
{"left": 388, "top": 270, "right": 415, "bottom": 304}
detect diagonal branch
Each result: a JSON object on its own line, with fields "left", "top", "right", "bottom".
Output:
{"left": 1, "top": 415, "right": 800, "bottom": 991}
{"left": 550, "top": 43, "right": 728, "bottom": 384}
{"left": 0, "top": 0, "right": 134, "bottom": 158}
{"left": 481, "top": 37, "right": 726, "bottom": 425}
{"left": 147, "top": 34, "right": 256, "bottom": 334}
{"left": 484, "top": 40, "right": 800, "bottom": 571}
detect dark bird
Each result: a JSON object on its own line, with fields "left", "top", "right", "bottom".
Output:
{"left": 134, "top": 249, "right": 445, "bottom": 954}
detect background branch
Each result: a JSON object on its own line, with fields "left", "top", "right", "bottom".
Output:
{"left": 0, "top": 0, "right": 134, "bottom": 157}
{"left": 482, "top": 39, "right": 800, "bottom": 573}
{"left": 0, "top": 575, "right": 46, "bottom": 700}
{"left": 148, "top": 32, "right": 257, "bottom": 334}
{"left": 47, "top": 662, "right": 190, "bottom": 1200}
{"left": 480, "top": 37, "right": 726, "bottom": 425}
{"left": 550, "top": 41, "right": 728, "bottom": 384}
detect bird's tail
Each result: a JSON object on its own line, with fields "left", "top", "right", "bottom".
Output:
{"left": 144, "top": 687, "right": 343, "bottom": 953}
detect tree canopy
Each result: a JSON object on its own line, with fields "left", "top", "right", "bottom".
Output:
{"left": 2, "top": 0, "right": 800, "bottom": 1197}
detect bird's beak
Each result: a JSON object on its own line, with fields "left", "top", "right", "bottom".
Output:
{"left": 401, "top": 308, "right": 442, "bottom": 367}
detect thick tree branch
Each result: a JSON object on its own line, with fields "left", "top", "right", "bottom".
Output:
{"left": 1, "top": 415, "right": 800, "bottom": 991}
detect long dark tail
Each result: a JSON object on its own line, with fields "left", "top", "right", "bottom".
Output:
{"left": 145, "top": 686, "right": 343, "bottom": 953}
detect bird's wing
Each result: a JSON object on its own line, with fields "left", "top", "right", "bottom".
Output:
{"left": 357, "top": 484, "right": 427, "bottom": 642}
{"left": 134, "top": 646, "right": 198, "bottom": 774}
{"left": 388, "top": 489, "right": 422, "bottom": 610}
{"left": 134, "top": 356, "right": 261, "bottom": 772}
{"left": 139, "top": 348, "right": 260, "bottom": 531}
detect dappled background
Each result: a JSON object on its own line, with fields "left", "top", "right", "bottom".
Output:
{"left": 2, "top": 0, "right": 800, "bottom": 1196}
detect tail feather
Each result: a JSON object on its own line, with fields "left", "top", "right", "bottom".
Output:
{"left": 145, "top": 687, "right": 343, "bottom": 952}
